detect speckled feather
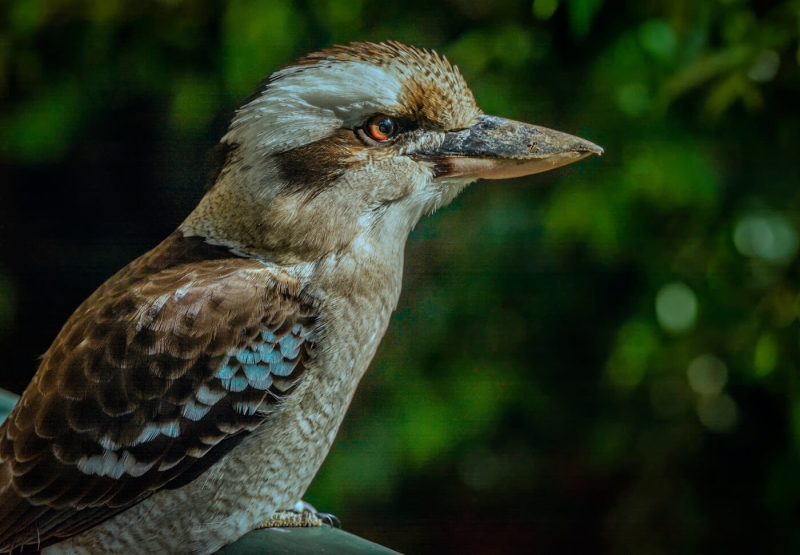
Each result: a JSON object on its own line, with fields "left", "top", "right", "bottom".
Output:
{"left": 0, "top": 233, "right": 318, "bottom": 551}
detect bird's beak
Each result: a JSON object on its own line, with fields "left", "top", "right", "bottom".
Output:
{"left": 421, "top": 115, "right": 603, "bottom": 180}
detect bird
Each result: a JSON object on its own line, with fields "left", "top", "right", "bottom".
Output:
{"left": 0, "top": 41, "right": 602, "bottom": 554}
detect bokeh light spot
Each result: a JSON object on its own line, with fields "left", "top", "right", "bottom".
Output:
{"left": 687, "top": 354, "right": 728, "bottom": 396}
{"left": 734, "top": 213, "right": 799, "bottom": 265}
{"left": 606, "top": 321, "right": 658, "bottom": 391}
{"left": 638, "top": 19, "right": 677, "bottom": 61}
{"left": 655, "top": 282, "right": 698, "bottom": 334}
{"left": 748, "top": 49, "right": 780, "bottom": 82}
{"left": 696, "top": 394, "right": 738, "bottom": 433}
{"left": 754, "top": 333, "right": 778, "bottom": 378}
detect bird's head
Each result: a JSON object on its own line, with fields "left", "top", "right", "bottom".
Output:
{"left": 182, "top": 41, "right": 602, "bottom": 265}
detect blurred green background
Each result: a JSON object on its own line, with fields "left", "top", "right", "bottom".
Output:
{"left": 1, "top": 0, "right": 799, "bottom": 553}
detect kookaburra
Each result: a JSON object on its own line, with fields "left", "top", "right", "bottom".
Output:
{"left": 0, "top": 42, "right": 601, "bottom": 554}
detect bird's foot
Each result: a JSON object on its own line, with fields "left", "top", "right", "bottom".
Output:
{"left": 259, "top": 510, "right": 322, "bottom": 528}
{"left": 258, "top": 501, "right": 341, "bottom": 529}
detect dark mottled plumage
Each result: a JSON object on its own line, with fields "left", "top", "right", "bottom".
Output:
{"left": 0, "top": 234, "right": 317, "bottom": 551}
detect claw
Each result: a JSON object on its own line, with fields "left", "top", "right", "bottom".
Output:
{"left": 315, "top": 512, "right": 341, "bottom": 529}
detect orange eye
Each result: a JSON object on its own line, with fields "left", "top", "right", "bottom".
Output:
{"left": 366, "top": 114, "right": 398, "bottom": 141}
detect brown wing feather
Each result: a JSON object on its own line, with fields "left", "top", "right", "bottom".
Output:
{"left": 0, "top": 237, "right": 318, "bottom": 552}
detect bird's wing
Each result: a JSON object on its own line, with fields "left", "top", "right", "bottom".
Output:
{"left": 0, "top": 259, "right": 318, "bottom": 552}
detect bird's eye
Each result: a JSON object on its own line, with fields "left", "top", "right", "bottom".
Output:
{"left": 365, "top": 114, "right": 398, "bottom": 142}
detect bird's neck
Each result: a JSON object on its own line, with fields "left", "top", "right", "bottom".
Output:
{"left": 181, "top": 159, "right": 422, "bottom": 305}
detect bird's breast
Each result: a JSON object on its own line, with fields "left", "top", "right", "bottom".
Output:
{"left": 162, "top": 256, "right": 401, "bottom": 543}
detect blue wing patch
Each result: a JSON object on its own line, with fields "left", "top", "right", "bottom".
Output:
{"left": 213, "top": 321, "right": 315, "bottom": 398}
